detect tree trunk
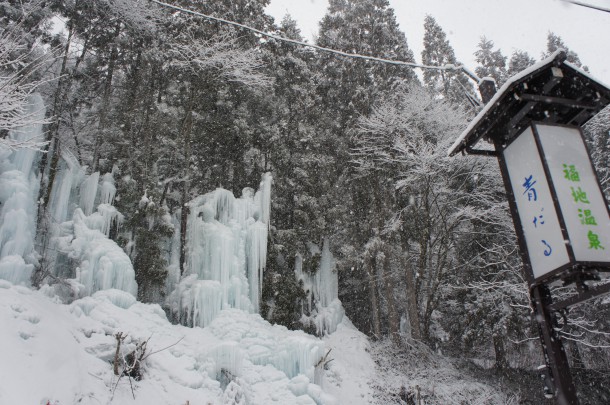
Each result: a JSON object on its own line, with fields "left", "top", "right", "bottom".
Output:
{"left": 37, "top": 23, "right": 74, "bottom": 222}
{"left": 380, "top": 249, "right": 400, "bottom": 344}
{"left": 365, "top": 257, "right": 382, "bottom": 339}
{"left": 493, "top": 333, "right": 509, "bottom": 369}
{"left": 92, "top": 23, "right": 121, "bottom": 172}
{"left": 568, "top": 339, "right": 585, "bottom": 369}
{"left": 402, "top": 254, "right": 422, "bottom": 340}
{"left": 179, "top": 86, "right": 196, "bottom": 275}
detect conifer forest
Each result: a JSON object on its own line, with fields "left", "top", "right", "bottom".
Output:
{"left": 0, "top": 0, "right": 609, "bottom": 404}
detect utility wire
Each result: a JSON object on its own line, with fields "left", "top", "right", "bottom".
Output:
{"left": 561, "top": 0, "right": 610, "bottom": 13}
{"left": 148, "top": 0, "right": 481, "bottom": 81}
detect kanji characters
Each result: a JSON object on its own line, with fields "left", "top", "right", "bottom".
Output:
{"left": 522, "top": 175, "right": 537, "bottom": 201}
{"left": 562, "top": 164, "right": 580, "bottom": 182}
{"left": 588, "top": 230, "right": 605, "bottom": 250}
{"left": 570, "top": 186, "right": 590, "bottom": 204}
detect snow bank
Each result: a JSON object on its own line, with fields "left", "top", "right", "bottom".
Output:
{"left": 0, "top": 282, "right": 360, "bottom": 405}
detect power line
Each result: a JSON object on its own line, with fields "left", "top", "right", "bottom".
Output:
{"left": 561, "top": 0, "right": 610, "bottom": 13}
{"left": 148, "top": 0, "right": 479, "bottom": 80}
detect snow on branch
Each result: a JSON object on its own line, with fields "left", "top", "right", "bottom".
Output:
{"left": 0, "top": 19, "right": 51, "bottom": 148}
{"left": 169, "top": 31, "right": 271, "bottom": 88}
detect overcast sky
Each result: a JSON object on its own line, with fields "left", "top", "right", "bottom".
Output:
{"left": 265, "top": 0, "right": 610, "bottom": 85}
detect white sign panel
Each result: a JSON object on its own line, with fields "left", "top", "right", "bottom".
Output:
{"left": 536, "top": 124, "right": 610, "bottom": 262}
{"left": 503, "top": 127, "right": 570, "bottom": 279}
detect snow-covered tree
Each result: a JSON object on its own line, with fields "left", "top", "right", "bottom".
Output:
{"left": 353, "top": 83, "right": 484, "bottom": 342}
{"left": 543, "top": 32, "right": 587, "bottom": 70}
{"left": 0, "top": 7, "right": 49, "bottom": 149}
{"left": 421, "top": 15, "right": 475, "bottom": 106}
{"left": 315, "top": 0, "right": 419, "bottom": 336}
{"left": 474, "top": 36, "right": 507, "bottom": 86}
{"left": 506, "top": 49, "right": 536, "bottom": 78}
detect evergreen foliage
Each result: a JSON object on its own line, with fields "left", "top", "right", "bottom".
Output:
{"left": 421, "top": 15, "right": 475, "bottom": 106}
{"left": 544, "top": 31, "right": 587, "bottom": 70}
{"left": 474, "top": 36, "right": 507, "bottom": 86}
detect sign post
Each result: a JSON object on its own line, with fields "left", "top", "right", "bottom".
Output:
{"left": 496, "top": 123, "right": 610, "bottom": 404}
{"left": 449, "top": 50, "right": 610, "bottom": 404}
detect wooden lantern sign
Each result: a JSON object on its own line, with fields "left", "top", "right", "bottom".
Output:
{"left": 449, "top": 50, "right": 610, "bottom": 405}
{"left": 449, "top": 50, "right": 610, "bottom": 286}
{"left": 503, "top": 123, "right": 610, "bottom": 282}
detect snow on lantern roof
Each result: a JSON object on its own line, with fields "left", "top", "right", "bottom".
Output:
{"left": 448, "top": 50, "right": 610, "bottom": 157}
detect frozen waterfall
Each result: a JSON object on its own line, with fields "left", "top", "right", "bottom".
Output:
{"left": 0, "top": 93, "right": 137, "bottom": 297}
{"left": 168, "top": 173, "right": 272, "bottom": 328}
{"left": 46, "top": 166, "right": 135, "bottom": 298}
{"left": 0, "top": 95, "right": 45, "bottom": 285}
{"left": 295, "top": 239, "right": 344, "bottom": 336}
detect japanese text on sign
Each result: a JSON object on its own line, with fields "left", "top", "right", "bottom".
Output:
{"left": 503, "top": 126, "right": 570, "bottom": 279}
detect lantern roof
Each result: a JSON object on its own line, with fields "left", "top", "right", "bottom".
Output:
{"left": 448, "top": 50, "right": 610, "bottom": 156}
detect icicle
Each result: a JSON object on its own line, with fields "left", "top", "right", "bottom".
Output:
{"left": 10, "top": 94, "right": 45, "bottom": 175}
{"left": 164, "top": 211, "right": 182, "bottom": 297}
{"left": 184, "top": 278, "right": 223, "bottom": 327}
{"left": 255, "top": 172, "right": 272, "bottom": 226}
{"left": 294, "top": 253, "right": 313, "bottom": 313}
{"left": 246, "top": 218, "right": 267, "bottom": 312}
{"left": 85, "top": 203, "right": 124, "bottom": 237}
{"left": 48, "top": 149, "right": 83, "bottom": 225}
{"left": 0, "top": 170, "right": 35, "bottom": 258}
{"left": 214, "top": 188, "right": 235, "bottom": 225}
{"left": 207, "top": 310, "right": 325, "bottom": 381}
{"left": 0, "top": 255, "right": 33, "bottom": 286}
{"left": 210, "top": 342, "right": 243, "bottom": 380}
{"left": 301, "top": 239, "right": 343, "bottom": 336}
{"left": 79, "top": 172, "right": 99, "bottom": 216}
{"left": 100, "top": 173, "right": 116, "bottom": 205}
{"left": 314, "top": 239, "right": 338, "bottom": 308}
{"left": 233, "top": 187, "right": 256, "bottom": 229}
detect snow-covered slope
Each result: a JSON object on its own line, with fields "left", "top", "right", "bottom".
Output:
{"left": 0, "top": 280, "right": 372, "bottom": 405}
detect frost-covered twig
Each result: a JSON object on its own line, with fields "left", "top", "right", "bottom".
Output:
{"left": 141, "top": 336, "right": 184, "bottom": 360}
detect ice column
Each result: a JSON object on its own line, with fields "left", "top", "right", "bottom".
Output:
{"left": 314, "top": 239, "right": 338, "bottom": 308}
{"left": 295, "top": 239, "right": 343, "bottom": 336}
{"left": 0, "top": 94, "right": 45, "bottom": 285}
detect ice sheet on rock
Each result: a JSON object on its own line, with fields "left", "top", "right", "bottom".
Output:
{"left": 256, "top": 172, "right": 272, "bottom": 225}
{"left": 8, "top": 94, "right": 46, "bottom": 174}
